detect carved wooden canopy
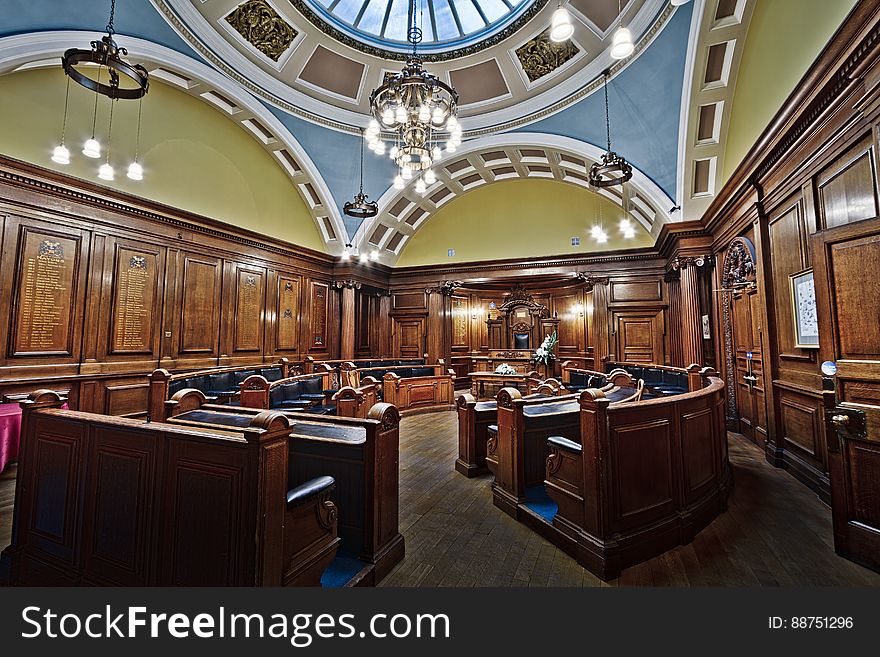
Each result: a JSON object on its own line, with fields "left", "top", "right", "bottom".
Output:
{"left": 722, "top": 237, "right": 757, "bottom": 289}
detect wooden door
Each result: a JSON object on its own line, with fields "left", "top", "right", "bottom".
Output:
{"left": 612, "top": 311, "right": 663, "bottom": 364}
{"left": 813, "top": 217, "right": 880, "bottom": 572}
{"left": 392, "top": 317, "right": 425, "bottom": 359}
{"left": 731, "top": 287, "right": 767, "bottom": 446}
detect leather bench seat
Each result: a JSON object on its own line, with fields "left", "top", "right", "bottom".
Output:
{"left": 269, "top": 376, "right": 335, "bottom": 414}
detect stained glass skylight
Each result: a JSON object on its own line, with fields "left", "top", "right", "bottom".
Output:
{"left": 304, "top": 0, "right": 538, "bottom": 54}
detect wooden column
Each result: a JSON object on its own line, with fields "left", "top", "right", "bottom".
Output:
{"left": 665, "top": 270, "right": 684, "bottom": 367}
{"left": 378, "top": 291, "right": 392, "bottom": 357}
{"left": 335, "top": 280, "right": 359, "bottom": 361}
{"left": 676, "top": 258, "right": 704, "bottom": 368}
{"left": 427, "top": 281, "right": 459, "bottom": 365}
{"left": 580, "top": 275, "right": 609, "bottom": 367}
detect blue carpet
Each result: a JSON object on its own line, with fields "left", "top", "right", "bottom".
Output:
{"left": 524, "top": 485, "right": 557, "bottom": 522}
{"left": 321, "top": 553, "right": 364, "bottom": 588}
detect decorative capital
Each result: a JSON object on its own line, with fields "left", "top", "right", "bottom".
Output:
{"left": 428, "top": 280, "right": 463, "bottom": 296}
{"left": 333, "top": 279, "right": 361, "bottom": 290}
{"left": 575, "top": 273, "right": 609, "bottom": 289}
{"left": 671, "top": 255, "right": 713, "bottom": 271}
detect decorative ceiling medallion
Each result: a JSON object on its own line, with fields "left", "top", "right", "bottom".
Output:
{"left": 515, "top": 29, "right": 579, "bottom": 83}
{"left": 287, "top": 0, "right": 551, "bottom": 62}
{"left": 226, "top": 0, "right": 297, "bottom": 62}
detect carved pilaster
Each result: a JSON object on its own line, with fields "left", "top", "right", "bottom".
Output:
{"left": 333, "top": 280, "right": 360, "bottom": 361}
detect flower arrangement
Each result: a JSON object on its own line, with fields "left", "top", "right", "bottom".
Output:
{"left": 532, "top": 331, "right": 558, "bottom": 366}
{"left": 494, "top": 363, "right": 518, "bottom": 375}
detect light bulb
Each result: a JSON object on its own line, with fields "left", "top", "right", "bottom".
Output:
{"left": 368, "top": 119, "right": 380, "bottom": 133}
{"left": 359, "top": 252, "right": 369, "bottom": 264}
{"left": 670, "top": 0, "right": 691, "bottom": 5}
{"left": 591, "top": 225, "right": 604, "bottom": 238}
{"left": 424, "top": 169, "right": 436, "bottom": 184}
{"left": 619, "top": 218, "right": 632, "bottom": 232}
{"left": 370, "top": 251, "right": 379, "bottom": 261}
{"left": 451, "top": 135, "right": 462, "bottom": 146}
{"left": 402, "top": 167, "right": 413, "bottom": 180}
{"left": 51, "top": 144, "right": 70, "bottom": 165}
{"left": 415, "top": 178, "right": 426, "bottom": 195}
{"left": 127, "top": 161, "right": 143, "bottom": 181}
{"left": 623, "top": 228, "right": 635, "bottom": 238}
{"left": 395, "top": 106, "right": 407, "bottom": 123}
{"left": 82, "top": 137, "right": 101, "bottom": 158}
{"left": 611, "top": 26, "right": 635, "bottom": 59}
{"left": 446, "top": 116, "right": 458, "bottom": 131}
{"left": 382, "top": 108, "right": 394, "bottom": 124}
{"left": 432, "top": 107, "right": 444, "bottom": 125}
{"left": 550, "top": 7, "right": 575, "bottom": 43}
{"left": 374, "top": 141, "right": 386, "bottom": 155}
{"left": 431, "top": 145, "right": 442, "bottom": 160}
{"left": 98, "top": 162, "right": 114, "bottom": 181}
{"left": 418, "top": 105, "right": 430, "bottom": 122}
{"left": 340, "top": 249, "right": 351, "bottom": 261}
{"left": 393, "top": 174, "right": 405, "bottom": 190}
{"left": 446, "top": 142, "right": 457, "bottom": 153}
{"left": 389, "top": 145, "right": 399, "bottom": 159}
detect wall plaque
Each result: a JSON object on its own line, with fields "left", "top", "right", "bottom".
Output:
{"left": 310, "top": 281, "right": 328, "bottom": 350}
{"left": 234, "top": 269, "right": 264, "bottom": 352}
{"left": 452, "top": 296, "right": 468, "bottom": 347}
{"left": 276, "top": 275, "right": 300, "bottom": 351}
{"left": 111, "top": 248, "right": 158, "bottom": 354}
{"left": 13, "top": 230, "right": 78, "bottom": 355}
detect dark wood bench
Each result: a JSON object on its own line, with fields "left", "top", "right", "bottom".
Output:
{"left": 456, "top": 379, "right": 577, "bottom": 477}
{"left": 341, "top": 362, "right": 457, "bottom": 415}
{"left": 164, "top": 389, "right": 404, "bottom": 586}
{"left": 148, "top": 358, "right": 295, "bottom": 421}
{"left": 493, "top": 367, "right": 729, "bottom": 580}
{"left": 1, "top": 391, "right": 339, "bottom": 587}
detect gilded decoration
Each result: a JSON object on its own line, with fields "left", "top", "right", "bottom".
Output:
{"left": 515, "top": 29, "right": 579, "bottom": 83}
{"left": 226, "top": 0, "right": 297, "bottom": 62}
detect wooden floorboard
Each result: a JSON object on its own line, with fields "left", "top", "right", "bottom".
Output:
{"left": 377, "top": 412, "right": 880, "bottom": 587}
{"left": 1, "top": 411, "right": 879, "bottom": 587}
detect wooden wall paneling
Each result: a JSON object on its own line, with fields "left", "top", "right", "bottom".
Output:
{"left": 97, "top": 237, "right": 166, "bottom": 372}
{"left": 815, "top": 134, "right": 880, "bottom": 230}
{"left": 751, "top": 216, "right": 776, "bottom": 457}
{"left": 274, "top": 272, "right": 300, "bottom": 356}
{"left": 551, "top": 290, "right": 585, "bottom": 354}
{"left": 378, "top": 293, "right": 392, "bottom": 358}
{"left": 666, "top": 273, "right": 683, "bottom": 367}
{"left": 81, "top": 232, "right": 106, "bottom": 369}
{"left": 393, "top": 317, "right": 425, "bottom": 358}
{"left": 451, "top": 295, "right": 469, "bottom": 350}
{"left": 612, "top": 310, "right": 664, "bottom": 364}
{"left": 308, "top": 280, "right": 330, "bottom": 354}
{"left": 2, "top": 217, "right": 91, "bottom": 373}
{"left": 226, "top": 262, "right": 267, "bottom": 360}
{"left": 177, "top": 252, "right": 222, "bottom": 363}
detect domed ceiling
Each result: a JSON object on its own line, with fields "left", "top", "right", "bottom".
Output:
{"left": 0, "top": 0, "right": 764, "bottom": 266}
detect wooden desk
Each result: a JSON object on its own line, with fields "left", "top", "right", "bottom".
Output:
{"left": 469, "top": 372, "right": 531, "bottom": 400}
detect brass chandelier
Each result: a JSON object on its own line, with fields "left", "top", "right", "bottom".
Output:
{"left": 589, "top": 69, "right": 632, "bottom": 188}
{"left": 366, "top": 0, "right": 461, "bottom": 193}
{"left": 343, "top": 129, "right": 379, "bottom": 220}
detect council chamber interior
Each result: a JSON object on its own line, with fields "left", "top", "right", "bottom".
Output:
{"left": 0, "top": 0, "right": 878, "bottom": 588}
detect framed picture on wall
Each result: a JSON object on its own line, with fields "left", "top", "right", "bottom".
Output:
{"left": 790, "top": 268, "right": 819, "bottom": 348}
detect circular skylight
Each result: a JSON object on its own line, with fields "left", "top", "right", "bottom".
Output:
{"left": 303, "top": 0, "right": 538, "bottom": 55}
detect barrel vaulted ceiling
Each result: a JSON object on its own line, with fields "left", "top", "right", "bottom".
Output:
{"left": 0, "top": 0, "right": 771, "bottom": 264}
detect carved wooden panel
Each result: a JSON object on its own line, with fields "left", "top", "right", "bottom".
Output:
{"left": 451, "top": 295, "right": 468, "bottom": 348}
{"left": 392, "top": 291, "right": 427, "bottom": 311}
{"left": 780, "top": 391, "right": 822, "bottom": 457}
{"left": 309, "top": 281, "right": 329, "bottom": 351}
{"left": 816, "top": 137, "right": 879, "bottom": 230}
{"left": 393, "top": 317, "right": 424, "bottom": 358}
{"left": 680, "top": 407, "right": 716, "bottom": 500}
{"left": 613, "top": 311, "right": 663, "bottom": 363}
{"left": 552, "top": 292, "right": 583, "bottom": 352}
{"left": 609, "top": 280, "right": 662, "bottom": 303}
{"left": 110, "top": 244, "right": 162, "bottom": 355}
{"left": 609, "top": 417, "right": 674, "bottom": 528}
{"left": 82, "top": 429, "right": 156, "bottom": 585}
{"left": 828, "top": 235, "right": 880, "bottom": 360}
{"left": 233, "top": 266, "right": 265, "bottom": 353}
{"left": 276, "top": 274, "right": 300, "bottom": 352}
{"left": 769, "top": 198, "right": 809, "bottom": 359}
{"left": 12, "top": 227, "right": 81, "bottom": 356}
{"left": 179, "top": 254, "right": 222, "bottom": 355}
{"left": 104, "top": 382, "right": 150, "bottom": 416}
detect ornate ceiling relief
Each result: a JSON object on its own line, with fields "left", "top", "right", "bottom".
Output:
{"left": 225, "top": 0, "right": 297, "bottom": 62}
{"left": 515, "top": 30, "right": 579, "bottom": 83}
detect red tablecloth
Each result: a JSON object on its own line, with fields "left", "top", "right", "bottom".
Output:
{"left": 0, "top": 403, "right": 22, "bottom": 473}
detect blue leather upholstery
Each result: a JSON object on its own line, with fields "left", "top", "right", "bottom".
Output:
{"left": 286, "top": 476, "right": 335, "bottom": 508}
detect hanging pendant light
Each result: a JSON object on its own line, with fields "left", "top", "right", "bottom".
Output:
{"left": 83, "top": 69, "right": 102, "bottom": 159}
{"left": 127, "top": 96, "right": 144, "bottom": 180}
{"left": 550, "top": 3, "right": 575, "bottom": 43}
{"left": 97, "top": 96, "right": 115, "bottom": 181}
{"left": 610, "top": 0, "right": 634, "bottom": 60}
{"left": 52, "top": 76, "right": 72, "bottom": 164}
{"left": 589, "top": 70, "right": 633, "bottom": 188}
{"left": 670, "top": 0, "right": 691, "bottom": 6}
{"left": 343, "top": 129, "right": 379, "bottom": 219}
